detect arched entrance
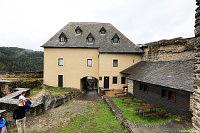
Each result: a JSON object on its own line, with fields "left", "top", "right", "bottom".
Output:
{"left": 80, "top": 76, "right": 98, "bottom": 92}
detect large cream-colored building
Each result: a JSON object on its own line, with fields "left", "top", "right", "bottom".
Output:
{"left": 42, "top": 22, "right": 143, "bottom": 91}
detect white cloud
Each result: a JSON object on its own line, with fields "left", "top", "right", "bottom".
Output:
{"left": 0, "top": 0, "right": 196, "bottom": 51}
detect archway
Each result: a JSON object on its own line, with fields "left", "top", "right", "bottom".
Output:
{"left": 80, "top": 76, "right": 98, "bottom": 92}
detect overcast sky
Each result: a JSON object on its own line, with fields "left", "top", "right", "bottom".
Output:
{"left": 0, "top": 0, "right": 196, "bottom": 51}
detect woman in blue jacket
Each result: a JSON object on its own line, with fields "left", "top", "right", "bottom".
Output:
{"left": 0, "top": 115, "right": 7, "bottom": 133}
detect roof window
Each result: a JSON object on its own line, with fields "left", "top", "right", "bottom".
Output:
{"left": 75, "top": 26, "right": 82, "bottom": 35}
{"left": 59, "top": 32, "right": 67, "bottom": 43}
{"left": 112, "top": 34, "right": 120, "bottom": 44}
{"left": 87, "top": 33, "right": 94, "bottom": 44}
{"left": 99, "top": 27, "right": 106, "bottom": 35}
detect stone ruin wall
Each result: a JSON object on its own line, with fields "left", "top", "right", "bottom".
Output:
{"left": 142, "top": 37, "right": 197, "bottom": 61}
{"left": 0, "top": 71, "right": 43, "bottom": 78}
{"left": 193, "top": 53, "right": 200, "bottom": 131}
{"left": 193, "top": 0, "right": 200, "bottom": 131}
{"left": 127, "top": 79, "right": 133, "bottom": 94}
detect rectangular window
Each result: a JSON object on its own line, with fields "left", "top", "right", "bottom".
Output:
{"left": 113, "top": 59, "right": 118, "bottom": 67}
{"left": 58, "top": 58, "right": 64, "bottom": 66}
{"left": 139, "top": 84, "right": 144, "bottom": 90}
{"left": 168, "top": 91, "right": 176, "bottom": 101}
{"left": 113, "top": 77, "right": 117, "bottom": 84}
{"left": 99, "top": 77, "right": 102, "bottom": 81}
{"left": 87, "top": 59, "right": 92, "bottom": 67}
{"left": 143, "top": 85, "right": 148, "bottom": 92}
{"left": 161, "top": 89, "right": 167, "bottom": 98}
{"left": 121, "top": 77, "right": 126, "bottom": 84}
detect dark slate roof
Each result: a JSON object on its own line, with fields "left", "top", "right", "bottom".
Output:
{"left": 121, "top": 59, "right": 195, "bottom": 92}
{"left": 42, "top": 22, "right": 143, "bottom": 53}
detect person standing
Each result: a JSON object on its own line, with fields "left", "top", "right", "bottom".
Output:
{"left": 13, "top": 99, "right": 27, "bottom": 133}
{"left": 0, "top": 114, "right": 7, "bottom": 133}
{"left": 19, "top": 91, "right": 31, "bottom": 111}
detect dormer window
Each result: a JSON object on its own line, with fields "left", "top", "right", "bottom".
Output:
{"left": 87, "top": 33, "right": 94, "bottom": 44}
{"left": 112, "top": 34, "right": 120, "bottom": 44}
{"left": 59, "top": 32, "right": 67, "bottom": 42}
{"left": 75, "top": 26, "right": 82, "bottom": 35}
{"left": 99, "top": 27, "right": 106, "bottom": 35}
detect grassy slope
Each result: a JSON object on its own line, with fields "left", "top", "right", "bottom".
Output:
{"left": 113, "top": 98, "right": 178, "bottom": 124}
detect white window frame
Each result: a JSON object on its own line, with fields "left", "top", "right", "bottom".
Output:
{"left": 87, "top": 59, "right": 92, "bottom": 67}
{"left": 113, "top": 59, "right": 118, "bottom": 67}
{"left": 58, "top": 58, "right": 64, "bottom": 66}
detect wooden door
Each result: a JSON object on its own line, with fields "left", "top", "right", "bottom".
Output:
{"left": 104, "top": 76, "right": 109, "bottom": 89}
{"left": 58, "top": 75, "right": 63, "bottom": 88}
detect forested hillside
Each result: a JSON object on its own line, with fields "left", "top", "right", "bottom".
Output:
{"left": 0, "top": 47, "right": 43, "bottom": 72}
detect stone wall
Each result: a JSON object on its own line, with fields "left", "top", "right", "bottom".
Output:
{"left": 195, "top": 0, "right": 200, "bottom": 37}
{"left": 142, "top": 37, "right": 198, "bottom": 61}
{"left": 128, "top": 79, "right": 133, "bottom": 94}
{"left": 192, "top": 53, "right": 200, "bottom": 131}
{"left": 192, "top": 0, "right": 200, "bottom": 131}
{"left": 0, "top": 82, "right": 15, "bottom": 97}
{"left": 0, "top": 87, "right": 82, "bottom": 116}
{"left": 0, "top": 71, "right": 43, "bottom": 78}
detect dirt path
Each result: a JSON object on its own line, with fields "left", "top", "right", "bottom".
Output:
{"left": 26, "top": 99, "right": 96, "bottom": 133}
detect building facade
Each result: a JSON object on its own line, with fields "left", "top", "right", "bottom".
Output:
{"left": 42, "top": 22, "right": 143, "bottom": 90}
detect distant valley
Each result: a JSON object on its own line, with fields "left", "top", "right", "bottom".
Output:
{"left": 0, "top": 47, "right": 43, "bottom": 72}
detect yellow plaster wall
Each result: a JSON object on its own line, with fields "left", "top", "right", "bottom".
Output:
{"left": 43, "top": 48, "right": 99, "bottom": 89}
{"left": 98, "top": 53, "right": 142, "bottom": 89}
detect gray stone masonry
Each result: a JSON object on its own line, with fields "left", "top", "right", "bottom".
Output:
{"left": 0, "top": 87, "right": 82, "bottom": 116}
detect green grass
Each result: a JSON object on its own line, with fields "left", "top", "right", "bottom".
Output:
{"left": 113, "top": 98, "right": 179, "bottom": 124}
{"left": 60, "top": 100, "right": 128, "bottom": 133}
{"left": 46, "top": 87, "right": 77, "bottom": 96}
{"left": 30, "top": 87, "right": 42, "bottom": 97}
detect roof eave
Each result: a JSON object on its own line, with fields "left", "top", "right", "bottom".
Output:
{"left": 128, "top": 78, "right": 194, "bottom": 93}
